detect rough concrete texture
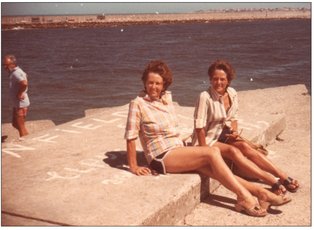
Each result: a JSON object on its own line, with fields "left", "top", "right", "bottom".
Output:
{"left": 182, "top": 84, "right": 311, "bottom": 226}
{"left": 2, "top": 120, "right": 56, "bottom": 142}
{"left": 1, "top": 84, "right": 309, "bottom": 226}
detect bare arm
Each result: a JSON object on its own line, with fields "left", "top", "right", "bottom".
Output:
{"left": 230, "top": 120, "right": 238, "bottom": 134}
{"left": 127, "top": 139, "right": 151, "bottom": 176}
{"left": 195, "top": 128, "right": 207, "bottom": 146}
{"left": 225, "top": 120, "right": 240, "bottom": 141}
{"left": 17, "top": 80, "right": 28, "bottom": 100}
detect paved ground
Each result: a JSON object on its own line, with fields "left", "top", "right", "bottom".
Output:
{"left": 182, "top": 85, "right": 311, "bottom": 226}
{"left": 1, "top": 84, "right": 310, "bottom": 226}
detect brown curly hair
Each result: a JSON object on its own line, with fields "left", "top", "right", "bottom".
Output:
{"left": 208, "top": 59, "right": 236, "bottom": 82}
{"left": 142, "top": 60, "right": 173, "bottom": 91}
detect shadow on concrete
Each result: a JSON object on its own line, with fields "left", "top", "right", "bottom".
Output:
{"left": 103, "top": 150, "right": 147, "bottom": 172}
{"left": 206, "top": 194, "right": 237, "bottom": 212}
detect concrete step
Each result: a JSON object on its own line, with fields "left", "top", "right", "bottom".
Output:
{"left": 3, "top": 85, "right": 304, "bottom": 226}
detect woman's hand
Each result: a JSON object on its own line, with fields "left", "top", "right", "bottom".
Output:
{"left": 17, "top": 93, "right": 25, "bottom": 100}
{"left": 130, "top": 166, "right": 152, "bottom": 176}
{"left": 127, "top": 139, "right": 152, "bottom": 176}
{"left": 225, "top": 130, "right": 239, "bottom": 142}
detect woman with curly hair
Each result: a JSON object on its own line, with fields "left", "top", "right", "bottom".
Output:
{"left": 193, "top": 59, "right": 299, "bottom": 195}
{"left": 124, "top": 60, "right": 291, "bottom": 217}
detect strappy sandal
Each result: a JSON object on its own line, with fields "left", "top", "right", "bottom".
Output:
{"left": 271, "top": 180, "right": 286, "bottom": 195}
{"left": 283, "top": 177, "right": 299, "bottom": 193}
{"left": 235, "top": 202, "right": 267, "bottom": 217}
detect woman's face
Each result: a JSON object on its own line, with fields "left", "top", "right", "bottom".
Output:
{"left": 210, "top": 69, "right": 229, "bottom": 94}
{"left": 145, "top": 72, "right": 164, "bottom": 100}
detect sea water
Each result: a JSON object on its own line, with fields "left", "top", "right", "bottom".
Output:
{"left": 1, "top": 19, "right": 310, "bottom": 124}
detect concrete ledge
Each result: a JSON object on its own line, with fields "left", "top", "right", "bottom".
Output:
{"left": 2, "top": 212, "right": 59, "bottom": 226}
{"left": 2, "top": 85, "right": 306, "bottom": 226}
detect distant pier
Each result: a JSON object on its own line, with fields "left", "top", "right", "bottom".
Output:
{"left": 2, "top": 8, "right": 311, "bottom": 29}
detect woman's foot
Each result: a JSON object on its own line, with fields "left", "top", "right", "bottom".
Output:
{"left": 256, "top": 188, "right": 292, "bottom": 210}
{"left": 281, "top": 177, "right": 299, "bottom": 193}
{"left": 271, "top": 180, "right": 286, "bottom": 195}
{"left": 235, "top": 197, "right": 267, "bottom": 217}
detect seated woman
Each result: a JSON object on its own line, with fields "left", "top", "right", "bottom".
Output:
{"left": 124, "top": 60, "right": 291, "bottom": 217}
{"left": 193, "top": 59, "right": 299, "bottom": 195}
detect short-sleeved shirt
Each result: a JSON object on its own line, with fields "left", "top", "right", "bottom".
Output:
{"left": 192, "top": 86, "right": 238, "bottom": 146}
{"left": 124, "top": 91, "right": 183, "bottom": 164}
{"left": 9, "top": 66, "right": 30, "bottom": 108}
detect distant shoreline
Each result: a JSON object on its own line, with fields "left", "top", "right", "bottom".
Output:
{"left": 2, "top": 9, "right": 310, "bottom": 30}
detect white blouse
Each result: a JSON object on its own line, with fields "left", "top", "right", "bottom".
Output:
{"left": 192, "top": 86, "right": 239, "bottom": 146}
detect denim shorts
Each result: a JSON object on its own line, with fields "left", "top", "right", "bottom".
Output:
{"left": 150, "top": 152, "right": 167, "bottom": 174}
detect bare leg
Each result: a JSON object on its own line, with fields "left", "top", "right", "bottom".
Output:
{"left": 13, "top": 108, "right": 29, "bottom": 137}
{"left": 235, "top": 175, "right": 292, "bottom": 209}
{"left": 214, "top": 142, "right": 278, "bottom": 186}
{"left": 232, "top": 141, "right": 299, "bottom": 190}
{"left": 232, "top": 141, "right": 286, "bottom": 178}
{"left": 12, "top": 109, "right": 19, "bottom": 130}
{"left": 16, "top": 115, "right": 28, "bottom": 137}
{"left": 163, "top": 146, "right": 264, "bottom": 215}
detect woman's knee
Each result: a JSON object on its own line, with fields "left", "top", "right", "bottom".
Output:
{"left": 210, "top": 146, "right": 220, "bottom": 155}
{"left": 238, "top": 142, "right": 258, "bottom": 158}
{"left": 225, "top": 146, "right": 243, "bottom": 161}
{"left": 237, "top": 141, "right": 252, "bottom": 151}
{"left": 204, "top": 146, "right": 222, "bottom": 163}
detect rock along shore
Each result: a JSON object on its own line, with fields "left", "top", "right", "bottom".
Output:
{"left": 2, "top": 9, "right": 310, "bottom": 30}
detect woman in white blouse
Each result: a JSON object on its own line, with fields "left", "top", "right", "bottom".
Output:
{"left": 193, "top": 59, "right": 299, "bottom": 195}
{"left": 125, "top": 60, "right": 291, "bottom": 217}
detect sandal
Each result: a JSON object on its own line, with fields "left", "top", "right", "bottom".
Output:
{"left": 235, "top": 201, "right": 267, "bottom": 217}
{"left": 282, "top": 177, "right": 299, "bottom": 193}
{"left": 259, "top": 194, "right": 292, "bottom": 211}
{"left": 271, "top": 180, "right": 286, "bottom": 195}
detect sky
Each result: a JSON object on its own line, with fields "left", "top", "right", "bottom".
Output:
{"left": 1, "top": 2, "right": 311, "bottom": 16}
